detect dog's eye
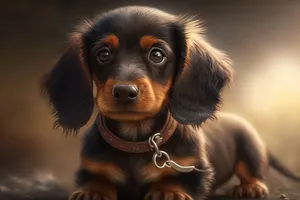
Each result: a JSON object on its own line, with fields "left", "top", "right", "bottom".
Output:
{"left": 97, "top": 47, "right": 111, "bottom": 63}
{"left": 149, "top": 48, "right": 166, "bottom": 64}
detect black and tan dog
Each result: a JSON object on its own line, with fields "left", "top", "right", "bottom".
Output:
{"left": 41, "top": 6, "right": 300, "bottom": 200}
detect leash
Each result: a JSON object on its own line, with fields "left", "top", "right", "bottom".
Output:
{"left": 148, "top": 133, "right": 208, "bottom": 173}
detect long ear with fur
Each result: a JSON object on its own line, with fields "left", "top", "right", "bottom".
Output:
{"left": 169, "top": 18, "right": 234, "bottom": 125}
{"left": 41, "top": 34, "right": 94, "bottom": 133}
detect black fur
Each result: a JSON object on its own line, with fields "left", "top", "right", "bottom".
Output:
{"left": 41, "top": 7, "right": 232, "bottom": 132}
{"left": 41, "top": 46, "right": 94, "bottom": 132}
{"left": 42, "top": 6, "right": 300, "bottom": 200}
{"left": 76, "top": 121, "right": 213, "bottom": 200}
{"left": 168, "top": 27, "right": 232, "bottom": 125}
{"left": 41, "top": 6, "right": 231, "bottom": 200}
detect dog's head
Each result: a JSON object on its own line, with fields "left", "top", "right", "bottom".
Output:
{"left": 41, "top": 6, "right": 233, "bottom": 132}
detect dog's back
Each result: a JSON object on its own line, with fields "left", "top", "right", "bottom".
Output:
{"left": 202, "top": 113, "right": 267, "bottom": 189}
{"left": 202, "top": 113, "right": 300, "bottom": 197}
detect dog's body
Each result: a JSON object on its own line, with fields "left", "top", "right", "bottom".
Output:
{"left": 77, "top": 109, "right": 212, "bottom": 200}
{"left": 206, "top": 113, "right": 300, "bottom": 195}
{"left": 204, "top": 113, "right": 268, "bottom": 189}
{"left": 41, "top": 6, "right": 300, "bottom": 200}
{"left": 76, "top": 111, "right": 300, "bottom": 200}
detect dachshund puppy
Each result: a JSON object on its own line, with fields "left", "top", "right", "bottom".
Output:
{"left": 41, "top": 6, "right": 300, "bottom": 200}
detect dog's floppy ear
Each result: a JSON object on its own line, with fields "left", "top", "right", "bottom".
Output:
{"left": 41, "top": 27, "right": 94, "bottom": 133}
{"left": 169, "top": 18, "right": 234, "bottom": 125}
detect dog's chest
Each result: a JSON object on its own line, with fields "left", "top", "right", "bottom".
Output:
{"left": 114, "top": 152, "right": 157, "bottom": 185}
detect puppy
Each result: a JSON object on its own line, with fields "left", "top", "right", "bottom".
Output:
{"left": 41, "top": 6, "right": 300, "bottom": 200}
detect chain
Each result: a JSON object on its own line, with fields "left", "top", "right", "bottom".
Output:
{"left": 148, "top": 133, "right": 208, "bottom": 173}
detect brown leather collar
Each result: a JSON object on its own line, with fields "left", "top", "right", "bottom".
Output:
{"left": 96, "top": 111, "right": 178, "bottom": 153}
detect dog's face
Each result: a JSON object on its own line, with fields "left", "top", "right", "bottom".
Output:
{"left": 41, "top": 6, "right": 233, "bottom": 132}
{"left": 84, "top": 11, "right": 178, "bottom": 121}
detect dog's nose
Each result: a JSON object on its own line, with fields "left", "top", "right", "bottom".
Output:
{"left": 112, "top": 84, "right": 139, "bottom": 104}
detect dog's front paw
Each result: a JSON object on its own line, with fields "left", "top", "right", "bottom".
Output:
{"left": 69, "top": 190, "right": 112, "bottom": 200}
{"left": 145, "top": 190, "right": 193, "bottom": 200}
{"left": 227, "top": 181, "right": 269, "bottom": 199}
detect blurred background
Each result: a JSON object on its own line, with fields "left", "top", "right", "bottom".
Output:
{"left": 0, "top": 0, "right": 300, "bottom": 199}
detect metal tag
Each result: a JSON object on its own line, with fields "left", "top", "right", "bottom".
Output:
{"left": 167, "top": 160, "right": 195, "bottom": 173}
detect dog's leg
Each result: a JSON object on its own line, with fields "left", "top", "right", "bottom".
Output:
{"left": 225, "top": 119, "right": 271, "bottom": 199}
{"left": 228, "top": 146, "right": 269, "bottom": 198}
{"left": 228, "top": 161, "right": 269, "bottom": 199}
{"left": 145, "top": 181, "right": 193, "bottom": 200}
{"left": 69, "top": 157, "right": 124, "bottom": 200}
{"left": 69, "top": 178, "right": 117, "bottom": 200}
{"left": 143, "top": 167, "right": 214, "bottom": 200}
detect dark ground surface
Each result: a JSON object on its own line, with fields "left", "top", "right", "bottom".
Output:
{"left": 0, "top": 170, "right": 299, "bottom": 200}
{"left": 0, "top": 190, "right": 299, "bottom": 200}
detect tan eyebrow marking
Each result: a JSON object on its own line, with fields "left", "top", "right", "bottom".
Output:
{"left": 140, "top": 35, "right": 159, "bottom": 49}
{"left": 103, "top": 34, "right": 119, "bottom": 49}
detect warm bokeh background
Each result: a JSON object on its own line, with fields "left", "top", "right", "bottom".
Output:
{"left": 1, "top": 0, "right": 300, "bottom": 199}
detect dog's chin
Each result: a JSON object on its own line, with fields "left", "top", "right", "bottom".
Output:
{"left": 101, "top": 111, "right": 157, "bottom": 121}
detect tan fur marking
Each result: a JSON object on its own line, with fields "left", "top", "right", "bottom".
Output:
{"left": 140, "top": 35, "right": 159, "bottom": 49}
{"left": 81, "top": 157, "right": 126, "bottom": 183}
{"left": 103, "top": 34, "right": 119, "bottom": 49}
{"left": 236, "top": 161, "right": 257, "bottom": 184}
{"left": 95, "top": 77, "right": 172, "bottom": 121}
